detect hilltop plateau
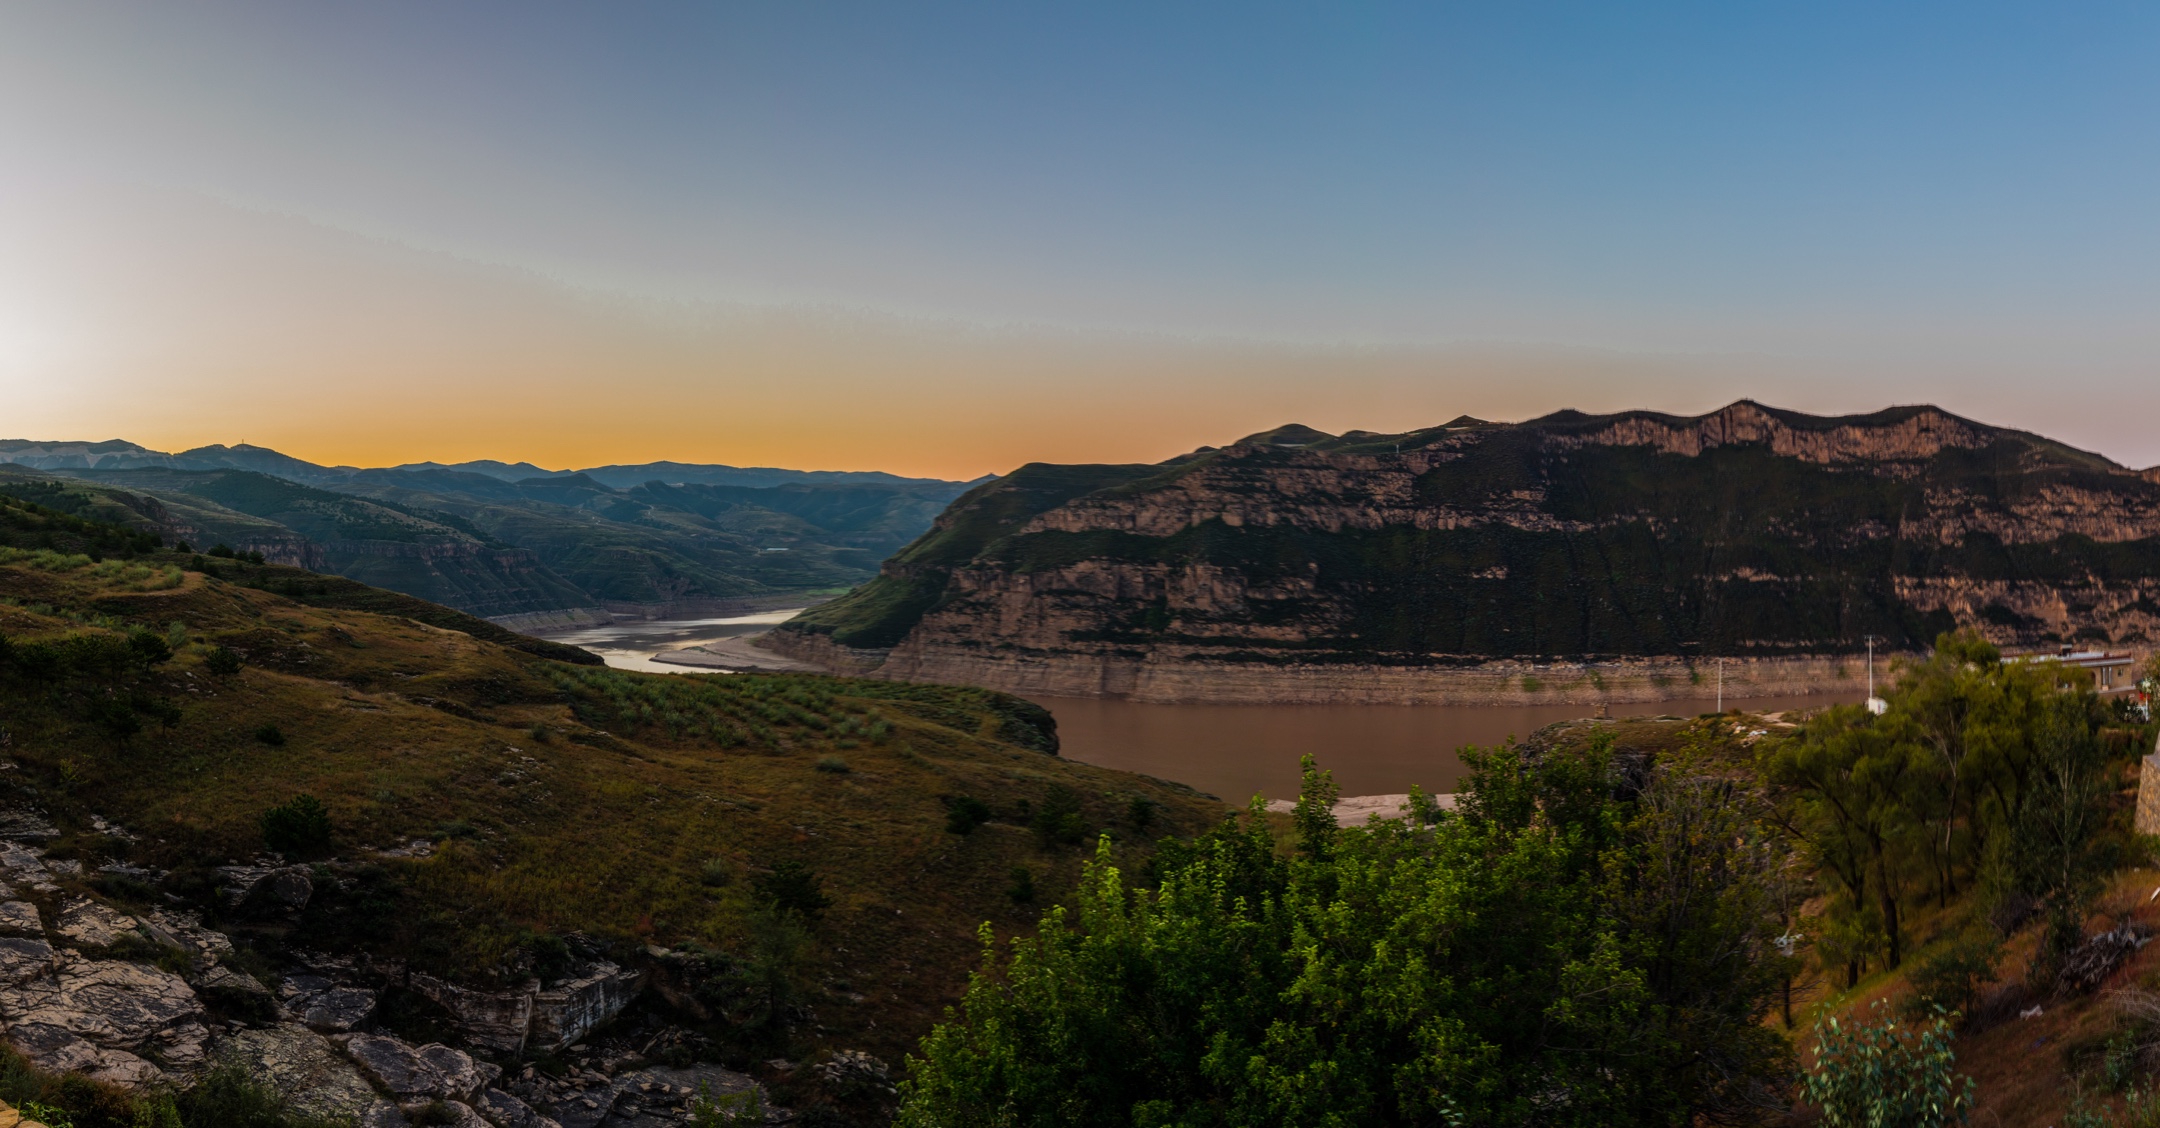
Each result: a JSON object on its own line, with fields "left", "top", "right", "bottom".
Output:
{"left": 771, "top": 401, "right": 2160, "bottom": 704}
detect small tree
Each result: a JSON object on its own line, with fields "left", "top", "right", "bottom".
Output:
{"left": 753, "top": 860, "right": 831, "bottom": 920}
{"left": 1802, "top": 1001, "right": 1976, "bottom": 1128}
{"left": 944, "top": 795, "right": 990, "bottom": 835}
{"left": 260, "top": 795, "right": 332, "bottom": 857}
{"left": 1030, "top": 785, "right": 1085, "bottom": 847}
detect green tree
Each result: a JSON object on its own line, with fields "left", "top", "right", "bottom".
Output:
{"left": 900, "top": 736, "right": 1794, "bottom": 1126}
{"left": 1765, "top": 706, "right": 1929, "bottom": 973}
{"left": 2006, "top": 692, "right": 2117, "bottom": 978}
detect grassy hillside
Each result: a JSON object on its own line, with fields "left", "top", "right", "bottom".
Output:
{"left": 0, "top": 507, "right": 1228, "bottom": 1085}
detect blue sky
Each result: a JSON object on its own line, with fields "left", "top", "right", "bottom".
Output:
{"left": 2, "top": 2, "right": 2156, "bottom": 474}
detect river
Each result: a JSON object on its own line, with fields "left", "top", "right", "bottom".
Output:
{"left": 531, "top": 615, "right": 1857, "bottom": 802}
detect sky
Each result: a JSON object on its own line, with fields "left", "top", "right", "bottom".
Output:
{"left": 2, "top": 1, "right": 2157, "bottom": 478}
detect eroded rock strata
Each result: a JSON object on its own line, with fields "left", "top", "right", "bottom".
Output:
{"left": 770, "top": 401, "right": 2160, "bottom": 703}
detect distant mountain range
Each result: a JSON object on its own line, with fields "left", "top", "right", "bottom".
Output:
{"left": 770, "top": 401, "right": 2160, "bottom": 704}
{"left": 0, "top": 439, "right": 984, "bottom": 619}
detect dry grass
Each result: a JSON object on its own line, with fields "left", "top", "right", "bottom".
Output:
{"left": 0, "top": 558, "right": 1228, "bottom": 1066}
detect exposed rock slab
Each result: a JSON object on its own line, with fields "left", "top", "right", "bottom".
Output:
{"left": 215, "top": 1023, "right": 383, "bottom": 1120}
{"left": 54, "top": 900, "right": 136, "bottom": 949}
{"left": 477, "top": 1087, "right": 563, "bottom": 1128}
{"left": 0, "top": 940, "right": 55, "bottom": 985}
{"left": 298, "top": 987, "right": 378, "bottom": 1033}
{"left": 0, "top": 810, "right": 56, "bottom": 842}
{"left": 0, "top": 904, "right": 40, "bottom": 939}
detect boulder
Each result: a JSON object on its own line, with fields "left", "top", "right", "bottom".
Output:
{"left": 409, "top": 974, "right": 535, "bottom": 1054}
{"left": 440, "top": 1102, "right": 493, "bottom": 1128}
{"left": 53, "top": 900, "right": 136, "bottom": 949}
{"left": 192, "top": 965, "right": 278, "bottom": 1022}
{"left": 412, "top": 962, "right": 645, "bottom": 1054}
{"left": 281, "top": 973, "right": 336, "bottom": 1000}
{"left": 214, "top": 1023, "right": 383, "bottom": 1121}
{"left": 476, "top": 1088, "right": 563, "bottom": 1128}
{"left": 0, "top": 957, "right": 207, "bottom": 1081}
{"left": 0, "top": 904, "right": 40, "bottom": 939}
{"left": 216, "top": 864, "right": 314, "bottom": 912}
{"left": 299, "top": 987, "right": 378, "bottom": 1033}
{"left": 530, "top": 963, "right": 644, "bottom": 1051}
{"left": 345, "top": 1033, "right": 498, "bottom": 1104}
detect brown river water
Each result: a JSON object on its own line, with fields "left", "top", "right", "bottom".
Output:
{"left": 530, "top": 616, "right": 1858, "bottom": 803}
{"left": 1031, "top": 691, "right": 1860, "bottom": 803}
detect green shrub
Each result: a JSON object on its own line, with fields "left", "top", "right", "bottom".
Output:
{"left": 253, "top": 724, "right": 285, "bottom": 747}
{"left": 259, "top": 795, "right": 331, "bottom": 857}
{"left": 689, "top": 1083, "right": 767, "bottom": 1126}
{"left": 204, "top": 646, "right": 242, "bottom": 676}
{"left": 22, "top": 1101, "right": 73, "bottom": 1128}
{"left": 1006, "top": 866, "right": 1034, "bottom": 903}
{"left": 814, "top": 755, "right": 850, "bottom": 774}
{"left": 945, "top": 796, "right": 990, "bottom": 835}
{"left": 177, "top": 1061, "right": 346, "bottom": 1127}
{"left": 1801, "top": 1001, "right": 1975, "bottom": 1128}
{"left": 1031, "top": 785, "right": 1086, "bottom": 848}
{"left": 1905, "top": 932, "right": 2001, "bottom": 1022}
{"left": 699, "top": 859, "right": 731, "bottom": 887}
{"left": 1127, "top": 797, "right": 1157, "bottom": 830}
{"left": 753, "top": 861, "right": 831, "bottom": 921}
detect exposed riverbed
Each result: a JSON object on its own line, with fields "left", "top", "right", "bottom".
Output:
{"left": 529, "top": 617, "right": 1857, "bottom": 802}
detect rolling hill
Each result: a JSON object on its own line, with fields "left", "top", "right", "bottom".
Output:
{"left": 0, "top": 441, "right": 981, "bottom": 621}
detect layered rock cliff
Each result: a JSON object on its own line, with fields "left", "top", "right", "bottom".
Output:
{"left": 768, "top": 402, "right": 2160, "bottom": 703}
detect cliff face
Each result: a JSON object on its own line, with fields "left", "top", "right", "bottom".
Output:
{"left": 771, "top": 402, "right": 2160, "bottom": 703}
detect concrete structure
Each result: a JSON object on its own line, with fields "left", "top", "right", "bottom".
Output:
{"left": 2005, "top": 647, "right": 2141, "bottom": 693}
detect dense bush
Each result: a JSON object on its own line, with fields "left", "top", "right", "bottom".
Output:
{"left": 260, "top": 795, "right": 332, "bottom": 857}
{"left": 754, "top": 861, "right": 831, "bottom": 921}
{"left": 902, "top": 745, "right": 1795, "bottom": 1126}
{"left": 1801, "top": 1002, "right": 1975, "bottom": 1128}
{"left": 1029, "top": 785, "right": 1086, "bottom": 848}
{"left": 944, "top": 795, "right": 990, "bottom": 835}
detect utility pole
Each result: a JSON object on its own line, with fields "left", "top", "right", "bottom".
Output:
{"left": 1717, "top": 657, "right": 1724, "bottom": 713}
{"left": 1864, "top": 634, "right": 1887, "bottom": 715}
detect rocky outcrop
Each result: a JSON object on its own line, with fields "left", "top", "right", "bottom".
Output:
{"left": 53, "top": 900, "right": 135, "bottom": 948}
{"left": 411, "top": 961, "right": 645, "bottom": 1054}
{"left": 778, "top": 401, "right": 2160, "bottom": 703}
{"left": 344, "top": 1033, "right": 499, "bottom": 1105}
